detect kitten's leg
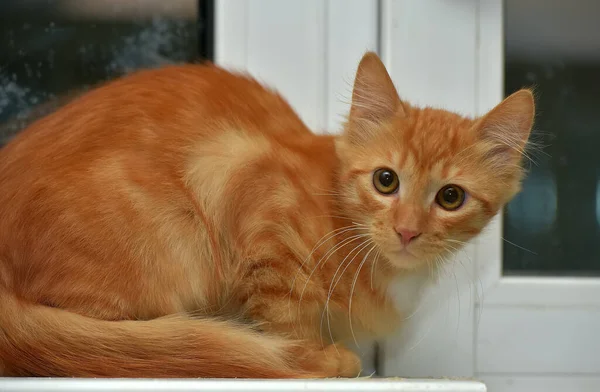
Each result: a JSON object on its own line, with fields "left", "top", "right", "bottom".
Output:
{"left": 241, "top": 255, "right": 362, "bottom": 378}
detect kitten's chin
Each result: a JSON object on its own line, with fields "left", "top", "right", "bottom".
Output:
{"left": 383, "top": 249, "right": 427, "bottom": 271}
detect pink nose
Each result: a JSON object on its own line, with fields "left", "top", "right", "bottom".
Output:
{"left": 395, "top": 228, "right": 421, "bottom": 246}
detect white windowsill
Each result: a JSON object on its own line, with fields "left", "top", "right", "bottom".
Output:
{"left": 0, "top": 378, "right": 487, "bottom": 392}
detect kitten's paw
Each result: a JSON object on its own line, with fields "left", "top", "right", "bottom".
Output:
{"left": 322, "top": 344, "right": 362, "bottom": 378}
{"left": 293, "top": 343, "right": 362, "bottom": 378}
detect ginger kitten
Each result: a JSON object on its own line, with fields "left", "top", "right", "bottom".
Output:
{"left": 0, "top": 52, "right": 534, "bottom": 378}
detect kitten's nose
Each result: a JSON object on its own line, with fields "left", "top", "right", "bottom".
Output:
{"left": 395, "top": 228, "right": 421, "bottom": 246}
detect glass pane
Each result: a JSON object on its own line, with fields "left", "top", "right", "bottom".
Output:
{"left": 0, "top": 1, "right": 201, "bottom": 145}
{"left": 503, "top": 0, "right": 600, "bottom": 276}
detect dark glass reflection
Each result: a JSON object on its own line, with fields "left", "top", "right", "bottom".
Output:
{"left": 503, "top": 0, "right": 600, "bottom": 276}
{"left": 0, "top": 1, "right": 200, "bottom": 145}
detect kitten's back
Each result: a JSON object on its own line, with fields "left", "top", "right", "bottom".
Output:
{"left": 0, "top": 63, "right": 329, "bottom": 378}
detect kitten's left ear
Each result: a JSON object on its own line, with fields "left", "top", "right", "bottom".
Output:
{"left": 475, "top": 89, "right": 535, "bottom": 161}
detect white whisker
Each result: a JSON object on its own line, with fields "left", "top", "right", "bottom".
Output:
{"left": 321, "top": 239, "right": 374, "bottom": 351}
{"left": 370, "top": 249, "right": 381, "bottom": 291}
{"left": 298, "top": 232, "right": 370, "bottom": 309}
{"left": 348, "top": 243, "right": 378, "bottom": 348}
{"left": 501, "top": 237, "right": 537, "bottom": 255}
{"left": 288, "top": 225, "right": 368, "bottom": 336}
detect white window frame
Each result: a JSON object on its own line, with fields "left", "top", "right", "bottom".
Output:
{"left": 474, "top": 2, "right": 600, "bottom": 390}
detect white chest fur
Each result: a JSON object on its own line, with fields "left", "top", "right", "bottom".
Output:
{"left": 386, "top": 269, "right": 431, "bottom": 319}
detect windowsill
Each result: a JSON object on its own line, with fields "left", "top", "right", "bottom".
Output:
{"left": 0, "top": 378, "right": 487, "bottom": 392}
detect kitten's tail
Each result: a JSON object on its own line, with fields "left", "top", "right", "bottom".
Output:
{"left": 0, "top": 287, "right": 319, "bottom": 378}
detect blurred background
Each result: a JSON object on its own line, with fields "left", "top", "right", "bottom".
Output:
{"left": 2, "top": 1, "right": 599, "bottom": 391}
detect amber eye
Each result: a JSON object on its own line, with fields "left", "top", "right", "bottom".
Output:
{"left": 436, "top": 185, "right": 466, "bottom": 210}
{"left": 373, "top": 168, "right": 399, "bottom": 195}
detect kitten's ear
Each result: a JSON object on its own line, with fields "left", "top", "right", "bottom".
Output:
{"left": 348, "top": 52, "right": 404, "bottom": 124}
{"left": 475, "top": 89, "right": 535, "bottom": 162}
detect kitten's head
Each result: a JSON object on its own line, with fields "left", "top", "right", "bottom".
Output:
{"left": 336, "top": 52, "right": 534, "bottom": 271}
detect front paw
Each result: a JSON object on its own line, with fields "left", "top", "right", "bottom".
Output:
{"left": 323, "top": 343, "right": 362, "bottom": 377}
{"left": 294, "top": 343, "right": 362, "bottom": 378}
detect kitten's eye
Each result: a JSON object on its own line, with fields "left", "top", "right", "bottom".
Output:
{"left": 436, "top": 185, "right": 466, "bottom": 210}
{"left": 373, "top": 168, "right": 399, "bottom": 195}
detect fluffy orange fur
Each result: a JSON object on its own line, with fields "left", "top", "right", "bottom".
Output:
{"left": 0, "top": 52, "right": 534, "bottom": 378}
